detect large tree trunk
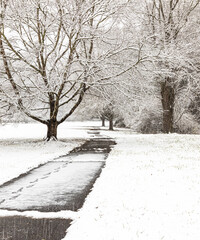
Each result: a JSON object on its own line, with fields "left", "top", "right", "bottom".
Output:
{"left": 101, "top": 116, "right": 105, "bottom": 127}
{"left": 109, "top": 117, "right": 114, "bottom": 131}
{"left": 161, "top": 79, "right": 175, "bottom": 133}
{"left": 46, "top": 95, "right": 59, "bottom": 140}
{"left": 47, "top": 119, "right": 58, "bottom": 141}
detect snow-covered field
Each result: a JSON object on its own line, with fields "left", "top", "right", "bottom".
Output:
{"left": 64, "top": 130, "right": 200, "bottom": 240}
{"left": 1, "top": 121, "right": 200, "bottom": 239}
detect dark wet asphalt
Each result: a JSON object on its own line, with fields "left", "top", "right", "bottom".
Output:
{"left": 0, "top": 217, "right": 71, "bottom": 240}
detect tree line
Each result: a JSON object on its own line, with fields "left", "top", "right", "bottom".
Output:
{"left": 0, "top": 0, "right": 200, "bottom": 139}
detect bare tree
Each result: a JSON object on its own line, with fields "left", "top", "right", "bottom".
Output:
{"left": 0, "top": 0, "right": 139, "bottom": 140}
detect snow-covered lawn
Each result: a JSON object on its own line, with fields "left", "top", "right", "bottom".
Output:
{"left": 2, "top": 121, "right": 200, "bottom": 239}
{"left": 64, "top": 131, "right": 200, "bottom": 240}
{"left": 0, "top": 121, "right": 98, "bottom": 186}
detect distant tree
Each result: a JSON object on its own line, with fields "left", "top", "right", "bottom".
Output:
{"left": 74, "top": 88, "right": 117, "bottom": 130}
{"left": 101, "top": 104, "right": 114, "bottom": 130}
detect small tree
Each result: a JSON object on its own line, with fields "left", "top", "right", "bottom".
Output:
{"left": 102, "top": 104, "right": 115, "bottom": 130}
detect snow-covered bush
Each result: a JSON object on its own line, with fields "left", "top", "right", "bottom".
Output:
{"left": 174, "top": 113, "right": 200, "bottom": 134}
{"left": 114, "top": 117, "right": 126, "bottom": 128}
{"left": 137, "top": 112, "right": 162, "bottom": 134}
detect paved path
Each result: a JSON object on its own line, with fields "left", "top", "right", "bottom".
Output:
{"left": 0, "top": 160, "right": 104, "bottom": 212}
{"left": 0, "top": 128, "right": 115, "bottom": 240}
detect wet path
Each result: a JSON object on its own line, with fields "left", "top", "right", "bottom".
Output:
{"left": 0, "top": 217, "right": 71, "bottom": 240}
{"left": 0, "top": 161, "right": 105, "bottom": 212}
{"left": 0, "top": 128, "right": 115, "bottom": 240}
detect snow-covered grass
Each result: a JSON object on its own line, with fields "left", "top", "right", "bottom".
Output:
{"left": 0, "top": 121, "right": 99, "bottom": 186}
{"left": 64, "top": 131, "right": 200, "bottom": 240}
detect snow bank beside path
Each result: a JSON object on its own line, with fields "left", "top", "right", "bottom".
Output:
{"left": 0, "top": 121, "right": 97, "bottom": 186}
{"left": 64, "top": 132, "right": 200, "bottom": 240}
{"left": 0, "top": 209, "right": 77, "bottom": 220}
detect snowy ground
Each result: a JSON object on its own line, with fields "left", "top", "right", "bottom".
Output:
{"left": 63, "top": 130, "right": 200, "bottom": 240}
{"left": 2, "top": 122, "right": 200, "bottom": 239}
{"left": 0, "top": 121, "right": 98, "bottom": 185}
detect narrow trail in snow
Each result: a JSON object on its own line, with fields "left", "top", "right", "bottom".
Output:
{"left": 0, "top": 127, "right": 116, "bottom": 240}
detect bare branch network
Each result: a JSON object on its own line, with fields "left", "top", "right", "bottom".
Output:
{"left": 0, "top": 0, "right": 199, "bottom": 137}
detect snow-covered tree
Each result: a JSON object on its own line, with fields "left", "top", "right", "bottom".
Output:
{"left": 142, "top": 0, "right": 200, "bottom": 133}
{"left": 0, "top": 0, "right": 141, "bottom": 139}
{"left": 120, "top": 0, "right": 200, "bottom": 133}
